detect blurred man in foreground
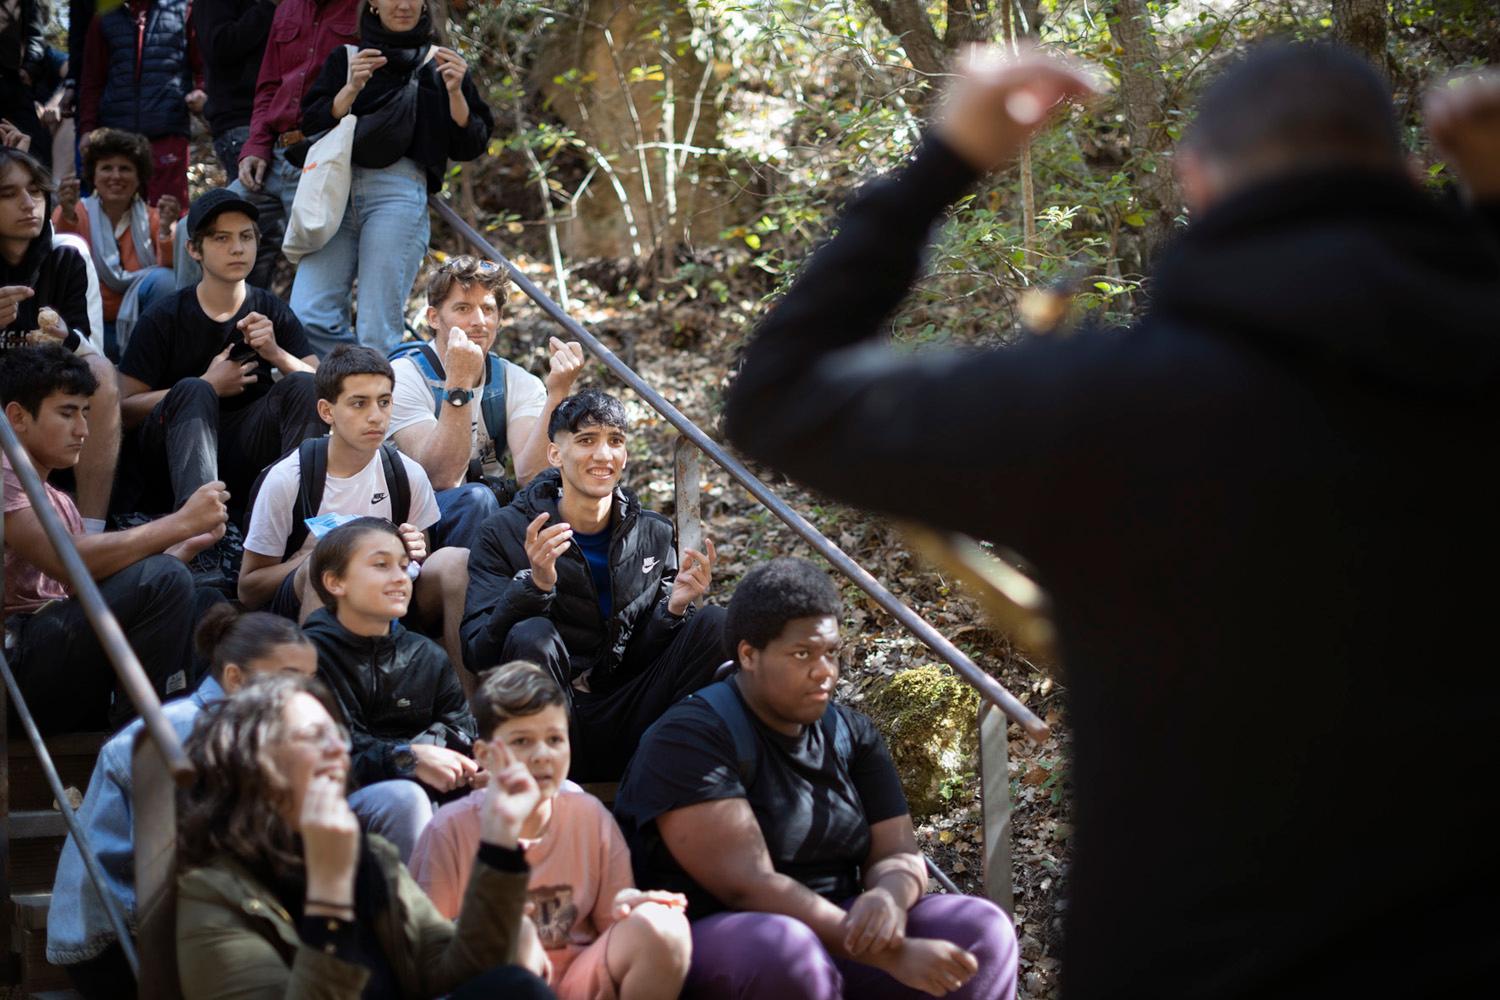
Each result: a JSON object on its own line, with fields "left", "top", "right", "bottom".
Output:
{"left": 725, "top": 44, "right": 1500, "bottom": 998}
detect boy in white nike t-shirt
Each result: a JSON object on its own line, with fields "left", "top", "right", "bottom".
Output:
{"left": 239, "top": 345, "right": 470, "bottom": 670}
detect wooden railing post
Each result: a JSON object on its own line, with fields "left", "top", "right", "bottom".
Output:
{"left": 133, "top": 733, "right": 183, "bottom": 1000}
{"left": 979, "top": 703, "right": 1015, "bottom": 914}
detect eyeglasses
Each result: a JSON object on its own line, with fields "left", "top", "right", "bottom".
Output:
{"left": 285, "top": 722, "right": 349, "bottom": 752}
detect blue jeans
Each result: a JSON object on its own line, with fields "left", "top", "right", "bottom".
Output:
{"left": 289, "top": 157, "right": 429, "bottom": 357}
{"left": 434, "top": 481, "right": 501, "bottom": 552}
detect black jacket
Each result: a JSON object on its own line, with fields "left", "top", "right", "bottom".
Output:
{"left": 194, "top": 0, "right": 276, "bottom": 135}
{"left": 724, "top": 138, "right": 1500, "bottom": 997}
{"left": 462, "top": 469, "right": 685, "bottom": 690}
{"left": 0, "top": 0, "right": 46, "bottom": 77}
{"left": 0, "top": 201, "right": 93, "bottom": 350}
{"left": 302, "top": 608, "right": 476, "bottom": 789}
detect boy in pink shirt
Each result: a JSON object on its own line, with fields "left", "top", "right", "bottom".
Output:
{"left": 411, "top": 662, "right": 692, "bottom": 1000}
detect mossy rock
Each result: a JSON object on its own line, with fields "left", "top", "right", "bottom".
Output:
{"left": 864, "top": 665, "right": 980, "bottom": 819}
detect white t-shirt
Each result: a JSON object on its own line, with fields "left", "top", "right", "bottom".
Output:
{"left": 388, "top": 355, "right": 548, "bottom": 479}
{"left": 243, "top": 447, "right": 442, "bottom": 558}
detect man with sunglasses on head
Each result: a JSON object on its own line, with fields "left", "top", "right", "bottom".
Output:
{"left": 387, "top": 255, "right": 584, "bottom": 551}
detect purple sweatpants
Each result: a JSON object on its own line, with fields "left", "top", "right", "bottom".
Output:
{"left": 683, "top": 893, "right": 1018, "bottom": 1000}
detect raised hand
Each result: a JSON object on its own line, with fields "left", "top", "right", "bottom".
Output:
{"left": 238, "top": 155, "right": 268, "bottom": 192}
{"left": 300, "top": 774, "right": 360, "bottom": 909}
{"left": 174, "top": 480, "right": 230, "bottom": 537}
{"left": 185, "top": 89, "right": 207, "bottom": 114}
{"left": 478, "top": 740, "right": 540, "bottom": 849}
{"left": 523, "top": 511, "right": 573, "bottom": 592}
{"left": 237, "top": 312, "right": 280, "bottom": 362}
{"left": 842, "top": 886, "right": 907, "bottom": 956}
{"left": 56, "top": 176, "right": 81, "bottom": 215}
{"left": 0, "top": 119, "right": 30, "bottom": 151}
{"left": 874, "top": 937, "right": 980, "bottom": 997}
{"left": 0, "top": 285, "right": 33, "bottom": 327}
{"left": 433, "top": 47, "right": 468, "bottom": 94}
{"left": 1426, "top": 70, "right": 1500, "bottom": 202}
{"left": 156, "top": 194, "right": 182, "bottom": 223}
{"left": 396, "top": 522, "right": 428, "bottom": 563}
{"left": 347, "top": 48, "right": 388, "bottom": 93}
{"left": 545, "top": 336, "right": 585, "bottom": 397}
{"left": 202, "top": 344, "right": 259, "bottom": 397}
{"left": 668, "top": 536, "right": 716, "bottom": 615}
{"left": 411, "top": 743, "right": 478, "bottom": 793}
{"left": 444, "top": 325, "right": 485, "bottom": 388}
{"left": 29, "top": 307, "right": 67, "bottom": 345}
{"left": 935, "top": 45, "right": 1099, "bottom": 174}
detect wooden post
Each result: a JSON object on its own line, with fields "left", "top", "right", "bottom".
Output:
{"left": 133, "top": 733, "right": 183, "bottom": 1000}
{"left": 673, "top": 435, "right": 703, "bottom": 576}
{"left": 979, "top": 703, "right": 1015, "bottom": 914}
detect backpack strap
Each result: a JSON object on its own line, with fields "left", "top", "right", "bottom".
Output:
{"left": 820, "top": 704, "right": 855, "bottom": 772}
{"left": 692, "top": 681, "right": 758, "bottom": 789}
{"left": 478, "top": 355, "right": 508, "bottom": 452}
{"left": 285, "top": 437, "right": 330, "bottom": 560}
{"left": 379, "top": 441, "right": 412, "bottom": 526}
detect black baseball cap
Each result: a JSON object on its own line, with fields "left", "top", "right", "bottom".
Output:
{"left": 187, "top": 188, "right": 260, "bottom": 238}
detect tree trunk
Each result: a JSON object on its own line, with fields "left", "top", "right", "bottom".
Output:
{"left": 1332, "top": 0, "right": 1389, "bottom": 78}
{"left": 1106, "top": 0, "right": 1176, "bottom": 269}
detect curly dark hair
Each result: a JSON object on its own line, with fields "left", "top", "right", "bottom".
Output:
{"left": 177, "top": 674, "right": 348, "bottom": 879}
{"left": 724, "top": 557, "right": 843, "bottom": 657}
{"left": 81, "top": 128, "right": 153, "bottom": 188}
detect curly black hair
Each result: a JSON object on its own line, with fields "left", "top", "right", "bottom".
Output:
{"left": 547, "top": 388, "right": 628, "bottom": 440}
{"left": 724, "top": 557, "right": 843, "bottom": 656}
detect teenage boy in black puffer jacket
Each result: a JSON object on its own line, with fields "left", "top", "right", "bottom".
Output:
{"left": 462, "top": 390, "right": 726, "bottom": 782}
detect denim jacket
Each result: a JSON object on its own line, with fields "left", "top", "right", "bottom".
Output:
{"left": 46, "top": 676, "right": 224, "bottom": 964}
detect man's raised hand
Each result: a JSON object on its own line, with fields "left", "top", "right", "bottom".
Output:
{"left": 396, "top": 522, "right": 428, "bottom": 564}
{"left": 668, "top": 536, "right": 716, "bottom": 616}
{"left": 1427, "top": 70, "right": 1500, "bottom": 203}
{"left": 444, "top": 325, "right": 485, "bottom": 388}
{"left": 545, "top": 336, "right": 585, "bottom": 397}
{"left": 56, "top": 177, "right": 80, "bottom": 215}
{"left": 203, "top": 344, "right": 258, "bottom": 397}
{"left": 523, "top": 512, "right": 573, "bottom": 592}
{"left": 934, "top": 46, "right": 1098, "bottom": 174}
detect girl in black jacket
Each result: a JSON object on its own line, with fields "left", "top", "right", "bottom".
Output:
{"left": 301, "top": 517, "right": 480, "bottom": 804}
{"left": 290, "top": 0, "right": 493, "bottom": 358}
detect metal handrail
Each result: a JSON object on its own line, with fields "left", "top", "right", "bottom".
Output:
{"left": 0, "top": 650, "right": 141, "bottom": 976}
{"left": 0, "top": 417, "right": 192, "bottom": 781}
{"left": 430, "top": 196, "right": 1050, "bottom": 742}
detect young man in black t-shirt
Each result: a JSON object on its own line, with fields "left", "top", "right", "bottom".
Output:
{"left": 116, "top": 189, "right": 322, "bottom": 516}
{"left": 614, "top": 558, "right": 1017, "bottom": 1000}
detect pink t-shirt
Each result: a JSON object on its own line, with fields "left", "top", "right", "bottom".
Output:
{"left": 2, "top": 453, "right": 81, "bottom": 618}
{"left": 410, "top": 785, "right": 634, "bottom": 984}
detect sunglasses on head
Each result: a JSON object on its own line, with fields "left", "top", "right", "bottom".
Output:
{"left": 437, "top": 255, "right": 504, "bottom": 278}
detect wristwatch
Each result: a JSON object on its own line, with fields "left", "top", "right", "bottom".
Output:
{"left": 445, "top": 387, "right": 474, "bottom": 407}
{"left": 390, "top": 743, "right": 417, "bottom": 778}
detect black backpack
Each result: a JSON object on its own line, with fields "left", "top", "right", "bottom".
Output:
{"left": 244, "top": 437, "right": 412, "bottom": 560}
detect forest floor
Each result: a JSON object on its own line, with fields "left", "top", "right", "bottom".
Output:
{"left": 484, "top": 241, "right": 1076, "bottom": 999}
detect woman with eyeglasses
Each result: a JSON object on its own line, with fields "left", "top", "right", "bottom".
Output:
{"left": 289, "top": 0, "right": 493, "bottom": 358}
{"left": 175, "top": 672, "right": 553, "bottom": 999}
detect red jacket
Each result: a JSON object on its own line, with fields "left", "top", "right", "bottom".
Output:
{"left": 241, "top": 0, "right": 359, "bottom": 164}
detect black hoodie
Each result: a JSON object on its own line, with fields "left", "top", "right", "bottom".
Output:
{"left": 0, "top": 191, "right": 93, "bottom": 352}
{"left": 724, "top": 138, "right": 1500, "bottom": 997}
{"left": 301, "top": 607, "right": 476, "bottom": 790}
{"left": 461, "top": 468, "right": 685, "bottom": 691}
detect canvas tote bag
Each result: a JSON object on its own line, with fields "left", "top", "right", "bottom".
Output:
{"left": 282, "top": 46, "right": 360, "bottom": 265}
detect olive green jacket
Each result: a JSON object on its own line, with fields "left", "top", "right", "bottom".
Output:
{"left": 176, "top": 834, "right": 526, "bottom": 1000}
